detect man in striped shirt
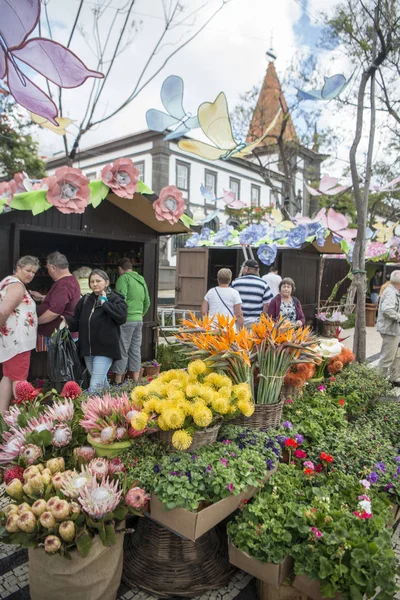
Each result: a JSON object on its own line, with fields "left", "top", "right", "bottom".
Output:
{"left": 231, "top": 259, "right": 273, "bottom": 327}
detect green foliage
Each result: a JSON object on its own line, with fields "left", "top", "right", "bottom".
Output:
{"left": 342, "top": 313, "right": 356, "bottom": 329}
{"left": 0, "top": 99, "right": 46, "bottom": 180}
{"left": 327, "top": 363, "right": 392, "bottom": 407}
{"left": 156, "top": 343, "right": 191, "bottom": 372}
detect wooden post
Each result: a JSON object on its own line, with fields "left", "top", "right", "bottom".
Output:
{"left": 317, "top": 255, "right": 325, "bottom": 314}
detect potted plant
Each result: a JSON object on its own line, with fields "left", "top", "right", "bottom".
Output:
{"left": 315, "top": 310, "right": 348, "bottom": 338}
{"left": 142, "top": 359, "right": 161, "bottom": 377}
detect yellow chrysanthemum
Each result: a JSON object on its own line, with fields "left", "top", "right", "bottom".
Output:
{"left": 131, "top": 412, "right": 149, "bottom": 431}
{"left": 186, "top": 383, "right": 202, "bottom": 398}
{"left": 238, "top": 399, "right": 255, "bottom": 417}
{"left": 219, "top": 375, "right": 233, "bottom": 389}
{"left": 157, "top": 415, "right": 169, "bottom": 431}
{"left": 233, "top": 383, "right": 252, "bottom": 403}
{"left": 131, "top": 386, "right": 150, "bottom": 400}
{"left": 178, "top": 400, "right": 193, "bottom": 416}
{"left": 197, "top": 386, "right": 214, "bottom": 404}
{"left": 218, "top": 386, "right": 232, "bottom": 400}
{"left": 204, "top": 373, "right": 232, "bottom": 390}
{"left": 187, "top": 360, "right": 207, "bottom": 378}
{"left": 192, "top": 405, "right": 213, "bottom": 427}
{"left": 162, "top": 407, "right": 185, "bottom": 429}
{"left": 142, "top": 398, "right": 161, "bottom": 414}
{"left": 159, "top": 369, "right": 185, "bottom": 384}
{"left": 172, "top": 429, "right": 193, "bottom": 451}
{"left": 212, "top": 396, "right": 231, "bottom": 415}
{"left": 166, "top": 388, "right": 185, "bottom": 403}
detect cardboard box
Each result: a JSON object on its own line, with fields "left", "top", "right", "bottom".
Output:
{"left": 228, "top": 539, "right": 293, "bottom": 588}
{"left": 149, "top": 467, "right": 277, "bottom": 541}
{"left": 391, "top": 503, "right": 400, "bottom": 523}
{"left": 293, "top": 575, "right": 343, "bottom": 600}
{"left": 257, "top": 579, "right": 308, "bottom": 600}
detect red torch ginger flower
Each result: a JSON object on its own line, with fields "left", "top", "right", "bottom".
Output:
{"left": 77, "top": 477, "right": 122, "bottom": 519}
{"left": 43, "top": 167, "right": 90, "bottom": 214}
{"left": 61, "top": 381, "right": 82, "bottom": 400}
{"left": 88, "top": 458, "right": 110, "bottom": 481}
{"left": 14, "top": 381, "right": 40, "bottom": 403}
{"left": 101, "top": 158, "right": 139, "bottom": 198}
{"left": 153, "top": 185, "right": 185, "bottom": 224}
{"left": 125, "top": 486, "right": 150, "bottom": 509}
{"left": 4, "top": 465, "right": 24, "bottom": 485}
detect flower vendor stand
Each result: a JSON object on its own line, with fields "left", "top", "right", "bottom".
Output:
{"left": 228, "top": 538, "right": 293, "bottom": 588}
{"left": 122, "top": 517, "right": 233, "bottom": 598}
{"left": 29, "top": 529, "right": 124, "bottom": 600}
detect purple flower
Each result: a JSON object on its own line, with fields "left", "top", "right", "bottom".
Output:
{"left": 316, "top": 227, "right": 327, "bottom": 247}
{"left": 395, "top": 456, "right": 400, "bottom": 464}
{"left": 199, "top": 227, "right": 211, "bottom": 241}
{"left": 220, "top": 458, "right": 228, "bottom": 467}
{"left": 306, "top": 222, "right": 323, "bottom": 236}
{"left": 185, "top": 471, "right": 192, "bottom": 481}
{"left": 221, "top": 439, "right": 232, "bottom": 445}
{"left": 227, "top": 483, "right": 234, "bottom": 493}
{"left": 295, "top": 434, "right": 304, "bottom": 445}
{"left": 230, "top": 452, "right": 236, "bottom": 457}
{"left": 214, "top": 225, "right": 234, "bottom": 245}
{"left": 266, "top": 459, "right": 275, "bottom": 470}
{"left": 318, "top": 385, "right": 326, "bottom": 392}
{"left": 276, "top": 435, "right": 286, "bottom": 446}
{"left": 153, "top": 464, "right": 161, "bottom": 473}
{"left": 375, "top": 462, "right": 386, "bottom": 473}
{"left": 368, "top": 471, "right": 379, "bottom": 484}
{"left": 385, "top": 483, "right": 394, "bottom": 491}
{"left": 170, "top": 471, "right": 180, "bottom": 476}
{"left": 286, "top": 225, "right": 308, "bottom": 249}
{"left": 283, "top": 421, "right": 293, "bottom": 430}
{"left": 239, "top": 223, "right": 268, "bottom": 246}
{"left": 257, "top": 243, "right": 277, "bottom": 266}
{"left": 205, "top": 465, "right": 213, "bottom": 473}
{"left": 397, "top": 466, "right": 400, "bottom": 475}
{"left": 191, "top": 455, "right": 198, "bottom": 461}
{"left": 185, "top": 233, "right": 201, "bottom": 248}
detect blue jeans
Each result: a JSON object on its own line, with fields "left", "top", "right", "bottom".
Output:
{"left": 370, "top": 292, "right": 379, "bottom": 304}
{"left": 84, "top": 356, "right": 113, "bottom": 391}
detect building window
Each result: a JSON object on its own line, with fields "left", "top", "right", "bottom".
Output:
{"left": 176, "top": 161, "right": 189, "bottom": 191}
{"left": 229, "top": 177, "right": 240, "bottom": 200}
{"left": 135, "top": 161, "right": 145, "bottom": 181}
{"left": 251, "top": 185, "right": 261, "bottom": 207}
{"left": 204, "top": 170, "right": 217, "bottom": 198}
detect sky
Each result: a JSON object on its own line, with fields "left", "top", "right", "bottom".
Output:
{"left": 12, "top": 0, "right": 384, "bottom": 181}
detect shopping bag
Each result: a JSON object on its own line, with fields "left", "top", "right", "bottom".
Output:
{"left": 47, "top": 327, "right": 83, "bottom": 389}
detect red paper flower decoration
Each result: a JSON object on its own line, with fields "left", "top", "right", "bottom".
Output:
{"left": 153, "top": 185, "right": 185, "bottom": 224}
{"left": 101, "top": 158, "right": 139, "bottom": 199}
{"left": 43, "top": 167, "right": 90, "bottom": 214}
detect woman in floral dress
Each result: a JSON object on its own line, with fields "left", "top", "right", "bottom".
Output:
{"left": 0, "top": 256, "right": 40, "bottom": 414}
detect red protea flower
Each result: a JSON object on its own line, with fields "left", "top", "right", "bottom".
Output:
{"left": 14, "top": 381, "right": 40, "bottom": 404}
{"left": 61, "top": 381, "right": 82, "bottom": 400}
{"left": 4, "top": 465, "right": 24, "bottom": 485}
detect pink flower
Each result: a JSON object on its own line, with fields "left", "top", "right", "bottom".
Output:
{"left": 108, "top": 458, "right": 126, "bottom": 477}
{"left": 0, "top": 180, "right": 17, "bottom": 204}
{"left": 43, "top": 166, "right": 90, "bottom": 214}
{"left": 101, "top": 158, "right": 139, "bottom": 198}
{"left": 220, "top": 458, "right": 228, "bottom": 467}
{"left": 318, "top": 385, "right": 326, "bottom": 392}
{"left": 227, "top": 482, "right": 234, "bottom": 493}
{"left": 303, "top": 461, "right": 315, "bottom": 470}
{"left": 353, "top": 510, "right": 372, "bottom": 519}
{"left": 310, "top": 526, "right": 323, "bottom": 538}
{"left": 285, "top": 398, "right": 293, "bottom": 404}
{"left": 360, "top": 479, "right": 371, "bottom": 490}
{"left": 153, "top": 185, "right": 185, "bottom": 224}
{"left": 294, "top": 449, "right": 307, "bottom": 459}
{"left": 125, "top": 486, "right": 150, "bottom": 509}
{"left": 14, "top": 381, "right": 40, "bottom": 403}
{"left": 61, "top": 381, "right": 82, "bottom": 400}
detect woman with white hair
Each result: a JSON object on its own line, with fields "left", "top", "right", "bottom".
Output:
{"left": 377, "top": 270, "right": 400, "bottom": 386}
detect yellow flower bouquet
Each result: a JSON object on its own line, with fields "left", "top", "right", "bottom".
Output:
{"left": 129, "top": 360, "right": 254, "bottom": 451}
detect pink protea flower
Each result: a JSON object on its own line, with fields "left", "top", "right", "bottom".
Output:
{"left": 80, "top": 393, "right": 133, "bottom": 435}
{"left": 73, "top": 446, "right": 96, "bottom": 464}
{"left": 61, "top": 381, "right": 82, "bottom": 400}
{"left": 100, "top": 425, "right": 116, "bottom": 445}
{"left": 52, "top": 424, "right": 72, "bottom": 448}
{"left": 19, "top": 444, "right": 43, "bottom": 465}
{"left": 116, "top": 427, "right": 128, "bottom": 441}
{"left": 153, "top": 185, "right": 184, "bottom": 224}
{"left": 88, "top": 458, "right": 109, "bottom": 481}
{"left": 43, "top": 167, "right": 90, "bottom": 215}
{"left": 14, "top": 381, "right": 40, "bottom": 404}
{"left": 61, "top": 467, "right": 94, "bottom": 499}
{"left": 4, "top": 465, "right": 24, "bottom": 485}
{"left": 25, "top": 414, "right": 54, "bottom": 434}
{"left": 3, "top": 405, "right": 21, "bottom": 428}
{"left": 108, "top": 458, "right": 126, "bottom": 477}
{"left": 77, "top": 476, "right": 122, "bottom": 519}
{"left": 0, "top": 429, "right": 26, "bottom": 464}
{"left": 45, "top": 398, "right": 74, "bottom": 422}
{"left": 125, "top": 486, "right": 150, "bottom": 509}
{"left": 101, "top": 158, "right": 139, "bottom": 199}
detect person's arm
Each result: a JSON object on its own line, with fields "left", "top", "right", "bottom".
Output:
{"left": 115, "top": 275, "right": 128, "bottom": 299}
{"left": 201, "top": 299, "right": 209, "bottom": 317}
{"left": 380, "top": 293, "right": 400, "bottom": 322}
{"left": 103, "top": 295, "right": 128, "bottom": 324}
{"left": 295, "top": 299, "right": 306, "bottom": 327}
{"left": 262, "top": 283, "right": 273, "bottom": 314}
{"left": 142, "top": 281, "right": 151, "bottom": 316}
{"left": 0, "top": 283, "right": 24, "bottom": 327}
{"left": 266, "top": 297, "right": 276, "bottom": 319}
{"left": 65, "top": 296, "right": 84, "bottom": 332}
{"left": 38, "top": 309, "right": 60, "bottom": 325}
{"left": 234, "top": 303, "right": 244, "bottom": 329}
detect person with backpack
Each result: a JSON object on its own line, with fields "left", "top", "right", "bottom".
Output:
{"left": 111, "top": 258, "right": 150, "bottom": 382}
{"left": 201, "top": 268, "right": 244, "bottom": 328}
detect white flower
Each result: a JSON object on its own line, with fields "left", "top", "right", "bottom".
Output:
{"left": 359, "top": 500, "right": 372, "bottom": 513}
{"left": 315, "top": 339, "right": 343, "bottom": 358}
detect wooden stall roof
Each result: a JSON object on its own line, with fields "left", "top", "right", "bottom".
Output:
{"left": 107, "top": 192, "right": 189, "bottom": 234}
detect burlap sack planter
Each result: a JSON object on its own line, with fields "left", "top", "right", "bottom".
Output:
{"left": 293, "top": 575, "right": 343, "bottom": 600}
{"left": 257, "top": 579, "right": 308, "bottom": 600}
{"left": 228, "top": 538, "right": 293, "bottom": 588}
{"left": 29, "top": 530, "right": 124, "bottom": 600}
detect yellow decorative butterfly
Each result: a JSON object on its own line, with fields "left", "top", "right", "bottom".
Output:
{"left": 373, "top": 221, "right": 398, "bottom": 243}
{"left": 270, "top": 208, "right": 295, "bottom": 230}
{"left": 178, "top": 92, "right": 281, "bottom": 160}
{"left": 30, "top": 112, "right": 74, "bottom": 136}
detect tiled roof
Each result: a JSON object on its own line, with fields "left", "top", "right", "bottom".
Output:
{"left": 246, "top": 62, "right": 298, "bottom": 146}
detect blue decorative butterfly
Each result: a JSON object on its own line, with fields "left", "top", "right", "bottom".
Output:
{"left": 297, "top": 73, "right": 353, "bottom": 101}
{"left": 146, "top": 75, "right": 199, "bottom": 140}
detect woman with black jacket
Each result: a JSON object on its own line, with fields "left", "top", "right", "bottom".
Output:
{"left": 66, "top": 269, "right": 127, "bottom": 390}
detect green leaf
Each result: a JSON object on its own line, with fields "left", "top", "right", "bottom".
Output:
{"left": 104, "top": 524, "right": 116, "bottom": 547}
{"left": 113, "top": 506, "right": 129, "bottom": 521}
{"left": 89, "top": 180, "right": 109, "bottom": 208}
{"left": 180, "top": 213, "right": 198, "bottom": 228}
{"left": 17, "top": 414, "right": 28, "bottom": 428}
{"left": 76, "top": 532, "right": 93, "bottom": 557}
{"left": 10, "top": 191, "right": 52, "bottom": 215}
{"left": 137, "top": 180, "right": 154, "bottom": 195}
{"left": 318, "top": 556, "right": 333, "bottom": 580}
{"left": 340, "top": 239, "right": 350, "bottom": 254}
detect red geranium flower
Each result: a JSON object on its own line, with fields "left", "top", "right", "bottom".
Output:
{"left": 315, "top": 464, "right": 324, "bottom": 473}
{"left": 338, "top": 399, "right": 345, "bottom": 406}
{"left": 284, "top": 438, "right": 298, "bottom": 449}
{"left": 294, "top": 449, "right": 307, "bottom": 459}
{"left": 320, "top": 452, "right": 334, "bottom": 463}
{"left": 304, "top": 468, "right": 315, "bottom": 476}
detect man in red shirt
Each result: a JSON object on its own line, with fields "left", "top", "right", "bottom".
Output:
{"left": 32, "top": 252, "right": 81, "bottom": 338}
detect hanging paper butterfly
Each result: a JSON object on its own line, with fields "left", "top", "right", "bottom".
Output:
{"left": 178, "top": 92, "right": 281, "bottom": 161}
{"left": 200, "top": 184, "right": 246, "bottom": 209}
{"left": 146, "top": 75, "right": 199, "bottom": 141}
{"left": 0, "top": 0, "right": 103, "bottom": 124}
{"left": 297, "top": 73, "right": 353, "bottom": 101}
{"left": 371, "top": 176, "right": 400, "bottom": 193}
{"left": 30, "top": 112, "right": 74, "bottom": 136}
{"left": 372, "top": 221, "right": 398, "bottom": 243}
{"left": 305, "top": 175, "right": 350, "bottom": 197}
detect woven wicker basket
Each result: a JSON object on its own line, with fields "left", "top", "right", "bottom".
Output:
{"left": 230, "top": 400, "right": 284, "bottom": 429}
{"left": 153, "top": 422, "right": 221, "bottom": 451}
{"left": 122, "top": 518, "right": 233, "bottom": 598}
{"left": 319, "top": 320, "right": 341, "bottom": 338}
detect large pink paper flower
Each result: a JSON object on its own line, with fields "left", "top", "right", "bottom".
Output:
{"left": 0, "top": 180, "right": 17, "bottom": 205}
{"left": 43, "top": 166, "right": 90, "bottom": 214}
{"left": 101, "top": 158, "right": 139, "bottom": 198}
{"left": 153, "top": 185, "right": 185, "bottom": 224}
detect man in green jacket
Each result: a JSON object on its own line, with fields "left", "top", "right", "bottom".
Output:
{"left": 112, "top": 258, "right": 150, "bottom": 382}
